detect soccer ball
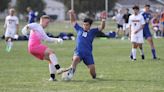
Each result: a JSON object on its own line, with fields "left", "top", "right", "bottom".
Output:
{"left": 61, "top": 70, "right": 73, "bottom": 81}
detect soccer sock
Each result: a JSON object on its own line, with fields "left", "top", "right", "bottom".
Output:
{"left": 9, "top": 41, "right": 13, "bottom": 50}
{"left": 132, "top": 48, "right": 136, "bottom": 59}
{"left": 139, "top": 47, "right": 144, "bottom": 55}
{"left": 49, "top": 63, "right": 56, "bottom": 74}
{"left": 49, "top": 54, "right": 62, "bottom": 70}
{"left": 151, "top": 49, "right": 157, "bottom": 58}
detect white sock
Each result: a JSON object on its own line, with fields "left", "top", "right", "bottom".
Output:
{"left": 49, "top": 54, "right": 58, "bottom": 65}
{"left": 49, "top": 63, "right": 56, "bottom": 74}
{"left": 9, "top": 41, "right": 13, "bottom": 49}
{"left": 6, "top": 41, "right": 9, "bottom": 47}
{"left": 132, "top": 48, "right": 136, "bottom": 59}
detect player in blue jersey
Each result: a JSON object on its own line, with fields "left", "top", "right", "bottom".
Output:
{"left": 27, "top": 7, "right": 37, "bottom": 23}
{"left": 67, "top": 10, "right": 106, "bottom": 79}
{"left": 142, "top": 5, "right": 158, "bottom": 59}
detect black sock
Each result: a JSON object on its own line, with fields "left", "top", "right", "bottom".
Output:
{"left": 50, "top": 74, "right": 55, "bottom": 79}
{"left": 55, "top": 64, "right": 60, "bottom": 70}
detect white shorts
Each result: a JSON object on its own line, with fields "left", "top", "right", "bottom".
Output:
{"left": 123, "top": 23, "right": 130, "bottom": 31}
{"left": 131, "top": 35, "right": 144, "bottom": 43}
{"left": 5, "top": 29, "right": 16, "bottom": 38}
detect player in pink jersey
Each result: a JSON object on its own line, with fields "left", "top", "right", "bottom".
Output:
{"left": 22, "top": 15, "right": 68, "bottom": 81}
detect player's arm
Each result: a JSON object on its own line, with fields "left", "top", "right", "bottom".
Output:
{"left": 16, "top": 17, "right": 19, "bottom": 35}
{"left": 134, "top": 16, "right": 145, "bottom": 34}
{"left": 39, "top": 28, "right": 63, "bottom": 44}
{"left": 98, "top": 11, "right": 106, "bottom": 31}
{"left": 22, "top": 25, "right": 30, "bottom": 36}
{"left": 4, "top": 17, "right": 7, "bottom": 31}
{"left": 134, "top": 24, "right": 145, "bottom": 34}
{"left": 68, "top": 10, "right": 77, "bottom": 26}
{"left": 129, "top": 25, "right": 131, "bottom": 39}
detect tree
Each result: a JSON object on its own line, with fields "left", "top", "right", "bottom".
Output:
{"left": 0, "top": 0, "right": 10, "bottom": 12}
{"left": 60, "top": 0, "right": 117, "bottom": 16}
{"left": 16, "top": 0, "right": 45, "bottom": 14}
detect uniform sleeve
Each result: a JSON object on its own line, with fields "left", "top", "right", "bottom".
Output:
{"left": 141, "top": 16, "right": 145, "bottom": 25}
{"left": 16, "top": 17, "right": 19, "bottom": 24}
{"left": 74, "top": 23, "right": 82, "bottom": 32}
{"left": 91, "top": 28, "right": 99, "bottom": 36}
{"left": 27, "top": 23, "right": 38, "bottom": 31}
{"left": 37, "top": 26, "right": 59, "bottom": 42}
{"left": 128, "top": 16, "right": 132, "bottom": 26}
{"left": 4, "top": 17, "right": 7, "bottom": 28}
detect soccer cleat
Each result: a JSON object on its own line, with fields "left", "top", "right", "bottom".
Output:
{"left": 56, "top": 68, "right": 70, "bottom": 75}
{"left": 132, "top": 59, "right": 136, "bottom": 61}
{"left": 153, "top": 57, "right": 160, "bottom": 60}
{"left": 141, "top": 55, "right": 145, "bottom": 60}
{"left": 48, "top": 77, "right": 57, "bottom": 81}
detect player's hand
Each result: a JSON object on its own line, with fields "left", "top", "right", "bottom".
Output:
{"left": 14, "top": 34, "right": 19, "bottom": 39}
{"left": 100, "top": 11, "right": 107, "bottom": 20}
{"left": 134, "top": 30, "right": 139, "bottom": 34}
{"left": 57, "top": 38, "right": 63, "bottom": 44}
{"left": 68, "top": 10, "right": 75, "bottom": 15}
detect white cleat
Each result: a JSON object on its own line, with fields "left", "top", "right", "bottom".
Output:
{"left": 48, "top": 77, "right": 56, "bottom": 81}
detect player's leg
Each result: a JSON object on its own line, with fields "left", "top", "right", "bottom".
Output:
{"left": 70, "top": 55, "right": 81, "bottom": 74}
{"left": 146, "top": 37, "right": 157, "bottom": 59}
{"left": 138, "top": 44, "right": 145, "bottom": 60}
{"left": 64, "top": 55, "right": 81, "bottom": 80}
{"left": 87, "top": 64, "right": 96, "bottom": 79}
{"left": 83, "top": 54, "right": 96, "bottom": 79}
{"left": 44, "top": 48, "right": 68, "bottom": 78}
{"left": 48, "top": 61, "right": 56, "bottom": 81}
{"left": 131, "top": 42, "right": 138, "bottom": 61}
{"left": 5, "top": 37, "right": 13, "bottom": 52}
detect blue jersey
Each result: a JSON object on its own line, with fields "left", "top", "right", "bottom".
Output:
{"left": 74, "top": 23, "right": 99, "bottom": 54}
{"left": 142, "top": 12, "right": 152, "bottom": 38}
{"left": 28, "top": 11, "right": 36, "bottom": 23}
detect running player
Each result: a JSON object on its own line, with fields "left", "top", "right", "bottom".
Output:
{"left": 4, "top": 8, "right": 19, "bottom": 52}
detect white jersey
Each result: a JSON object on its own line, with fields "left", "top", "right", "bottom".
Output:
{"left": 115, "top": 13, "right": 124, "bottom": 25}
{"left": 27, "top": 23, "right": 58, "bottom": 42}
{"left": 4, "top": 15, "right": 19, "bottom": 38}
{"left": 129, "top": 14, "right": 145, "bottom": 43}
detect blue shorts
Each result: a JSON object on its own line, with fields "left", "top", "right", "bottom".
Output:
{"left": 74, "top": 51, "right": 94, "bottom": 65}
{"left": 143, "top": 27, "right": 152, "bottom": 39}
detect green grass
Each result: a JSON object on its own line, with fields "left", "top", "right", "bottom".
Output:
{"left": 0, "top": 20, "right": 164, "bottom": 92}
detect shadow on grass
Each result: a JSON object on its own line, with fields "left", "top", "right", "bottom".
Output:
{"left": 61, "top": 77, "right": 159, "bottom": 83}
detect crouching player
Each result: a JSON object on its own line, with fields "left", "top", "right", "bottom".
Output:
{"left": 67, "top": 10, "right": 106, "bottom": 79}
{"left": 22, "top": 15, "right": 67, "bottom": 81}
{"left": 129, "top": 6, "right": 145, "bottom": 61}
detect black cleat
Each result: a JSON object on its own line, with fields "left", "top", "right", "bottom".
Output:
{"left": 132, "top": 59, "right": 136, "bottom": 61}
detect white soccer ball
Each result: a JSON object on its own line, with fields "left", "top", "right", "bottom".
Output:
{"left": 61, "top": 71, "right": 73, "bottom": 81}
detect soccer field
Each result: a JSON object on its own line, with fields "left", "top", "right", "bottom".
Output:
{"left": 0, "top": 21, "right": 164, "bottom": 92}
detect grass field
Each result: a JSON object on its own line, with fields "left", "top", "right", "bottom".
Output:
{"left": 0, "top": 20, "right": 164, "bottom": 92}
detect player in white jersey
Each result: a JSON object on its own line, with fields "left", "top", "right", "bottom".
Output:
{"left": 129, "top": 6, "right": 145, "bottom": 61}
{"left": 4, "top": 8, "right": 19, "bottom": 52}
